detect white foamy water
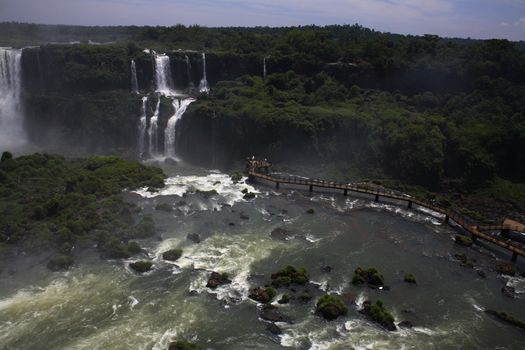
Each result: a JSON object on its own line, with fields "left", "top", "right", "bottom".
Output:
{"left": 133, "top": 173, "right": 257, "bottom": 207}
{"left": 164, "top": 98, "right": 195, "bottom": 159}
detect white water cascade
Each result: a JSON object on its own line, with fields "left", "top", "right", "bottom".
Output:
{"left": 154, "top": 54, "right": 175, "bottom": 96}
{"left": 147, "top": 98, "right": 161, "bottom": 156}
{"left": 131, "top": 59, "right": 139, "bottom": 94}
{"left": 198, "top": 52, "right": 209, "bottom": 94}
{"left": 0, "top": 48, "right": 24, "bottom": 150}
{"left": 185, "top": 55, "right": 194, "bottom": 88}
{"left": 138, "top": 96, "right": 148, "bottom": 158}
{"left": 164, "top": 98, "right": 195, "bottom": 159}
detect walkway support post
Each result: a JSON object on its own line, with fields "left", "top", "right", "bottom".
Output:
{"left": 375, "top": 194, "right": 379, "bottom": 202}
{"left": 309, "top": 185, "right": 313, "bottom": 192}
{"left": 276, "top": 182, "right": 279, "bottom": 190}
{"left": 408, "top": 200, "right": 413, "bottom": 209}
{"left": 445, "top": 215, "right": 449, "bottom": 223}
{"left": 512, "top": 252, "right": 518, "bottom": 263}
{"left": 344, "top": 189, "right": 348, "bottom": 196}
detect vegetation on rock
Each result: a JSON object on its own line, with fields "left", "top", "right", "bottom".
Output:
{"left": 129, "top": 260, "right": 153, "bottom": 273}
{"left": 162, "top": 249, "right": 183, "bottom": 262}
{"left": 249, "top": 286, "right": 277, "bottom": 303}
{"left": 316, "top": 294, "right": 348, "bottom": 320}
{"left": 271, "top": 265, "right": 309, "bottom": 287}
{"left": 404, "top": 273, "right": 417, "bottom": 284}
{"left": 168, "top": 340, "right": 200, "bottom": 350}
{"left": 362, "top": 300, "right": 396, "bottom": 331}
{"left": 455, "top": 235, "right": 474, "bottom": 247}
{"left": 485, "top": 310, "right": 525, "bottom": 331}
{"left": 351, "top": 267, "right": 385, "bottom": 287}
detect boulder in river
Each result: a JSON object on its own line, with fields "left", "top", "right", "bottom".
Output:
{"left": 47, "top": 255, "right": 74, "bottom": 271}
{"left": 129, "top": 260, "right": 153, "bottom": 273}
{"left": 454, "top": 235, "right": 473, "bottom": 247}
{"left": 168, "top": 340, "right": 200, "bottom": 350}
{"left": 270, "top": 227, "right": 293, "bottom": 241}
{"left": 361, "top": 300, "right": 397, "bottom": 331}
{"left": 266, "top": 323, "right": 282, "bottom": 335}
{"left": 206, "top": 272, "right": 232, "bottom": 289}
{"left": 316, "top": 294, "right": 348, "bottom": 320}
{"left": 403, "top": 273, "right": 417, "bottom": 284}
{"left": 187, "top": 233, "right": 201, "bottom": 244}
{"left": 501, "top": 285, "right": 516, "bottom": 298}
{"left": 271, "top": 265, "right": 309, "bottom": 287}
{"left": 249, "top": 287, "right": 277, "bottom": 303}
{"left": 351, "top": 267, "right": 385, "bottom": 287}
{"left": 162, "top": 249, "right": 183, "bottom": 262}
{"left": 398, "top": 320, "right": 414, "bottom": 328}
{"left": 495, "top": 261, "right": 516, "bottom": 276}
{"left": 485, "top": 309, "right": 525, "bottom": 331}
{"left": 259, "top": 304, "right": 292, "bottom": 323}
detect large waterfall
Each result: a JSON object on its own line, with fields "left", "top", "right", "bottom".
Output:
{"left": 199, "top": 53, "right": 209, "bottom": 94}
{"left": 147, "top": 98, "right": 161, "bottom": 156}
{"left": 131, "top": 59, "right": 139, "bottom": 94}
{"left": 0, "top": 48, "right": 24, "bottom": 150}
{"left": 164, "top": 98, "right": 195, "bottom": 159}
{"left": 154, "top": 54, "right": 175, "bottom": 96}
{"left": 138, "top": 96, "right": 148, "bottom": 158}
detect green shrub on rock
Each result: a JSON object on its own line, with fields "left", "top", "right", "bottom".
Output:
{"left": 168, "top": 340, "right": 200, "bottom": 350}
{"left": 352, "top": 267, "right": 385, "bottom": 287}
{"left": 129, "top": 260, "right": 153, "bottom": 273}
{"left": 404, "top": 273, "right": 417, "bottom": 284}
{"left": 362, "top": 300, "right": 396, "bottom": 331}
{"left": 271, "top": 265, "right": 309, "bottom": 287}
{"left": 162, "top": 248, "right": 183, "bottom": 261}
{"left": 316, "top": 294, "right": 348, "bottom": 320}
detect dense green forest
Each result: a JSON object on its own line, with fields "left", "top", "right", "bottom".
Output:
{"left": 2, "top": 22, "right": 524, "bottom": 220}
{"left": 0, "top": 152, "right": 165, "bottom": 267}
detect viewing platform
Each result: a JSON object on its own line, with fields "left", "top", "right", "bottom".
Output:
{"left": 245, "top": 159, "right": 525, "bottom": 262}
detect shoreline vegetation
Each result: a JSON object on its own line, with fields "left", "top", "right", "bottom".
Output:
{"left": 0, "top": 152, "right": 165, "bottom": 269}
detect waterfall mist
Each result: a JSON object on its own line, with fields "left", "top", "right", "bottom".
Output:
{"left": 0, "top": 48, "right": 25, "bottom": 151}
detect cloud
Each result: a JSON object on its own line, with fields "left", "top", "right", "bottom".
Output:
{"left": 500, "top": 17, "right": 525, "bottom": 29}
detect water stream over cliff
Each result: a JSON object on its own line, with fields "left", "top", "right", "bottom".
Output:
{"left": 164, "top": 98, "right": 195, "bottom": 159}
{"left": 131, "top": 59, "right": 139, "bottom": 94}
{"left": 0, "top": 47, "right": 25, "bottom": 150}
{"left": 199, "top": 53, "right": 209, "bottom": 94}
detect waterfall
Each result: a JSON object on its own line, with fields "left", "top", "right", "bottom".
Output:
{"left": 263, "top": 56, "right": 267, "bottom": 81}
{"left": 164, "top": 98, "right": 195, "bottom": 159}
{"left": 131, "top": 59, "right": 139, "bottom": 94}
{"left": 185, "top": 55, "right": 194, "bottom": 88}
{"left": 148, "top": 98, "right": 161, "bottom": 156}
{"left": 138, "top": 96, "right": 148, "bottom": 158}
{"left": 154, "top": 54, "right": 175, "bottom": 96}
{"left": 198, "top": 52, "right": 209, "bottom": 94}
{"left": 0, "top": 48, "right": 24, "bottom": 150}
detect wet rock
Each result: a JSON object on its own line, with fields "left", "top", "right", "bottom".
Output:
{"left": 298, "top": 293, "right": 313, "bottom": 302}
{"left": 398, "top": 320, "right": 413, "bottom": 328}
{"left": 240, "top": 212, "right": 250, "bottom": 220}
{"left": 495, "top": 261, "right": 516, "bottom": 276}
{"left": 162, "top": 249, "right": 183, "bottom": 262}
{"left": 47, "top": 255, "right": 74, "bottom": 271}
{"left": 129, "top": 260, "right": 152, "bottom": 273}
{"left": 168, "top": 340, "right": 200, "bottom": 350}
{"left": 501, "top": 285, "right": 516, "bottom": 298}
{"left": 485, "top": 309, "right": 525, "bottom": 331}
{"left": 306, "top": 208, "right": 315, "bottom": 214}
{"left": 340, "top": 292, "right": 356, "bottom": 304}
{"left": 243, "top": 192, "right": 256, "bottom": 200}
{"left": 477, "top": 269, "right": 487, "bottom": 278}
{"left": 404, "top": 273, "right": 417, "bottom": 284}
{"left": 278, "top": 294, "right": 291, "bottom": 304}
{"left": 206, "top": 272, "right": 232, "bottom": 289}
{"left": 320, "top": 265, "right": 332, "bottom": 273}
{"left": 228, "top": 222, "right": 235, "bottom": 226}
{"left": 266, "top": 323, "right": 282, "bottom": 335}
{"left": 270, "top": 227, "right": 293, "bottom": 241}
{"left": 187, "top": 233, "right": 201, "bottom": 244}
{"left": 454, "top": 235, "right": 473, "bottom": 247}
{"left": 259, "top": 304, "right": 292, "bottom": 323}
{"left": 249, "top": 287, "right": 277, "bottom": 303}
{"left": 155, "top": 203, "right": 173, "bottom": 212}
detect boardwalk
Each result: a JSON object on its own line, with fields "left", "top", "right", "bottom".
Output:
{"left": 246, "top": 159, "right": 525, "bottom": 262}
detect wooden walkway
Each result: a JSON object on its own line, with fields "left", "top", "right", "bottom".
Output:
{"left": 246, "top": 160, "right": 525, "bottom": 262}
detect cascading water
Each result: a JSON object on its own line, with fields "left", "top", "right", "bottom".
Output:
{"left": 198, "top": 52, "right": 209, "bottom": 94}
{"left": 164, "top": 98, "right": 195, "bottom": 159}
{"left": 0, "top": 48, "right": 24, "bottom": 150}
{"left": 148, "top": 98, "right": 161, "bottom": 156}
{"left": 154, "top": 54, "right": 175, "bottom": 96}
{"left": 138, "top": 96, "right": 148, "bottom": 158}
{"left": 185, "top": 55, "right": 194, "bottom": 88}
{"left": 131, "top": 59, "right": 139, "bottom": 94}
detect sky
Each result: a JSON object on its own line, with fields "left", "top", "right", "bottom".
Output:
{"left": 0, "top": 0, "right": 524, "bottom": 40}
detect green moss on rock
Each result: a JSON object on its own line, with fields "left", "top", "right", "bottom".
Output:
{"left": 316, "top": 294, "right": 348, "bottom": 320}
{"left": 271, "top": 265, "right": 309, "bottom": 287}
{"left": 404, "top": 273, "right": 417, "bottom": 284}
{"left": 129, "top": 260, "right": 153, "bottom": 273}
{"left": 352, "top": 267, "right": 385, "bottom": 287}
{"left": 162, "top": 248, "right": 183, "bottom": 261}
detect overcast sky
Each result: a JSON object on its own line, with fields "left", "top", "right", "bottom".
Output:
{"left": 0, "top": 0, "right": 524, "bottom": 40}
